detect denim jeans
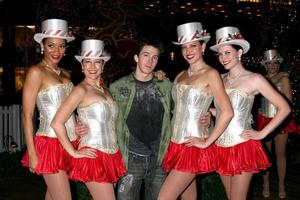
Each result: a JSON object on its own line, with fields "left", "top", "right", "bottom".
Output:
{"left": 117, "top": 152, "right": 167, "bottom": 200}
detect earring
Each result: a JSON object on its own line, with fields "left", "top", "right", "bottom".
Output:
{"left": 41, "top": 48, "right": 44, "bottom": 54}
{"left": 238, "top": 55, "right": 241, "bottom": 61}
{"left": 82, "top": 68, "right": 84, "bottom": 73}
{"left": 202, "top": 49, "right": 205, "bottom": 55}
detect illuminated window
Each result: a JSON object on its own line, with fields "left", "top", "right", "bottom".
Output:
{"left": 237, "top": 0, "right": 261, "bottom": 3}
{"left": 270, "top": 0, "right": 293, "bottom": 5}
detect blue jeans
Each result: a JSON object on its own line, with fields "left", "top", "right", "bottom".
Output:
{"left": 117, "top": 152, "right": 167, "bottom": 200}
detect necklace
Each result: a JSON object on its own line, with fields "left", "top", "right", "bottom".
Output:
{"left": 42, "top": 60, "right": 61, "bottom": 76}
{"left": 227, "top": 70, "right": 242, "bottom": 85}
{"left": 187, "top": 67, "right": 202, "bottom": 77}
{"left": 84, "top": 80, "right": 104, "bottom": 93}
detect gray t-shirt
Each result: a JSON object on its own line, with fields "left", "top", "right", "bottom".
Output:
{"left": 127, "top": 78, "right": 164, "bottom": 156}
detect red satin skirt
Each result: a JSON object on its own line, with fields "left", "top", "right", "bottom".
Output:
{"left": 69, "top": 148, "right": 126, "bottom": 183}
{"left": 216, "top": 140, "right": 271, "bottom": 176}
{"left": 21, "top": 136, "right": 79, "bottom": 174}
{"left": 163, "top": 141, "right": 220, "bottom": 174}
{"left": 256, "top": 112, "right": 299, "bottom": 134}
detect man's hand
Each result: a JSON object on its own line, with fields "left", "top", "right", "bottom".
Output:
{"left": 75, "top": 120, "right": 89, "bottom": 136}
{"left": 153, "top": 70, "right": 167, "bottom": 81}
{"left": 198, "top": 111, "right": 212, "bottom": 128}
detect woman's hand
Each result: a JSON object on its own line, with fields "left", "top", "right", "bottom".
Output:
{"left": 72, "top": 148, "right": 97, "bottom": 159}
{"left": 184, "top": 136, "right": 208, "bottom": 149}
{"left": 28, "top": 153, "right": 39, "bottom": 173}
{"left": 240, "top": 129, "right": 265, "bottom": 140}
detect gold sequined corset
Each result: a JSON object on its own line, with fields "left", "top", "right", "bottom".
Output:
{"left": 171, "top": 84, "right": 213, "bottom": 144}
{"left": 215, "top": 89, "right": 254, "bottom": 147}
{"left": 260, "top": 84, "right": 282, "bottom": 118}
{"left": 36, "top": 82, "right": 76, "bottom": 141}
{"left": 77, "top": 100, "right": 119, "bottom": 154}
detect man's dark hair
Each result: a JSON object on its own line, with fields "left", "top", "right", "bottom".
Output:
{"left": 135, "top": 35, "right": 164, "bottom": 56}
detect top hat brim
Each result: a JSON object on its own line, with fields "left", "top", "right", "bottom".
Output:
{"left": 172, "top": 36, "right": 211, "bottom": 45}
{"left": 260, "top": 57, "right": 284, "bottom": 66}
{"left": 34, "top": 33, "right": 75, "bottom": 44}
{"left": 75, "top": 55, "right": 111, "bottom": 63}
{"left": 210, "top": 39, "right": 250, "bottom": 54}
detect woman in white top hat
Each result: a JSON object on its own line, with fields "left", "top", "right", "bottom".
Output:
{"left": 51, "top": 39, "right": 126, "bottom": 200}
{"left": 158, "top": 22, "right": 233, "bottom": 200}
{"left": 209, "top": 27, "right": 291, "bottom": 200}
{"left": 20, "top": 19, "right": 93, "bottom": 200}
{"left": 257, "top": 49, "right": 299, "bottom": 198}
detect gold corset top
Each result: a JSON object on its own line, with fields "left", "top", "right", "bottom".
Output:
{"left": 171, "top": 84, "right": 213, "bottom": 143}
{"left": 36, "top": 82, "right": 76, "bottom": 141}
{"left": 77, "top": 100, "right": 119, "bottom": 154}
{"left": 260, "top": 84, "right": 282, "bottom": 118}
{"left": 215, "top": 89, "right": 254, "bottom": 147}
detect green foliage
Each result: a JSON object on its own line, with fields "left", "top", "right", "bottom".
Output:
{"left": 71, "top": 181, "right": 92, "bottom": 200}
{"left": 198, "top": 173, "right": 227, "bottom": 200}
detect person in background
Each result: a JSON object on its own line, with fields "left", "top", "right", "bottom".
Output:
{"left": 257, "top": 49, "right": 299, "bottom": 199}
{"left": 158, "top": 22, "right": 233, "bottom": 200}
{"left": 51, "top": 39, "right": 126, "bottom": 200}
{"left": 21, "top": 19, "right": 78, "bottom": 200}
{"left": 209, "top": 27, "right": 291, "bottom": 200}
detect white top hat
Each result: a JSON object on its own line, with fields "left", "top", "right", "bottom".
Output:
{"left": 210, "top": 26, "right": 250, "bottom": 54}
{"left": 172, "top": 22, "right": 210, "bottom": 45}
{"left": 75, "top": 39, "right": 111, "bottom": 62}
{"left": 260, "top": 49, "right": 283, "bottom": 66}
{"left": 34, "top": 19, "right": 75, "bottom": 43}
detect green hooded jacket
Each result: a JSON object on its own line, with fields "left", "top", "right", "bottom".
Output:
{"left": 109, "top": 74, "right": 173, "bottom": 167}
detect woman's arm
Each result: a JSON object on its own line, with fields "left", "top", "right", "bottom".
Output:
{"left": 242, "top": 74, "right": 291, "bottom": 140}
{"left": 204, "top": 69, "right": 233, "bottom": 146}
{"left": 280, "top": 75, "right": 293, "bottom": 101}
{"left": 22, "top": 66, "right": 42, "bottom": 169}
{"left": 185, "top": 69, "right": 233, "bottom": 148}
{"left": 51, "top": 85, "right": 96, "bottom": 158}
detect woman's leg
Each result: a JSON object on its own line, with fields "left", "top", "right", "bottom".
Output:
{"left": 157, "top": 170, "right": 195, "bottom": 200}
{"left": 230, "top": 172, "right": 253, "bottom": 200}
{"left": 86, "top": 182, "right": 115, "bottom": 200}
{"left": 180, "top": 179, "right": 197, "bottom": 200}
{"left": 45, "top": 190, "right": 52, "bottom": 200}
{"left": 262, "top": 139, "right": 272, "bottom": 197}
{"left": 274, "top": 133, "right": 289, "bottom": 198}
{"left": 42, "top": 170, "right": 71, "bottom": 200}
{"left": 220, "top": 175, "right": 232, "bottom": 199}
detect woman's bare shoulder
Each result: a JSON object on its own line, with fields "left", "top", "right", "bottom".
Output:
{"left": 206, "top": 66, "right": 221, "bottom": 77}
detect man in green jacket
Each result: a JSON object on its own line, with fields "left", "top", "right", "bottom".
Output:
{"left": 110, "top": 36, "right": 173, "bottom": 200}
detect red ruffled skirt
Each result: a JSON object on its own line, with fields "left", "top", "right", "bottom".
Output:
{"left": 256, "top": 112, "right": 299, "bottom": 134}
{"left": 216, "top": 140, "right": 271, "bottom": 176}
{"left": 69, "top": 148, "right": 126, "bottom": 183}
{"left": 21, "top": 136, "right": 79, "bottom": 174}
{"left": 163, "top": 141, "right": 220, "bottom": 174}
